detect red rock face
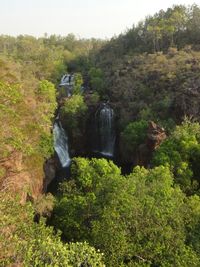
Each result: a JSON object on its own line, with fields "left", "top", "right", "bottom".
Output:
{"left": 146, "top": 121, "right": 166, "bottom": 150}
{"left": 0, "top": 149, "right": 44, "bottom": 203}
{"left": 137, "top": 121, "right": 166, "bottom": 167}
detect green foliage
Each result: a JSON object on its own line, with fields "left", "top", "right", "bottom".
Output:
{"left": 38, "top": 132, "right": 54, "bottom": 159}
{"left": 157, "top": 118, "right": 176, "bottom": 135}
{"left": 0, "top": 34, "right": 104, "bottom": 83}
{"left": 60, "top": 95, "right": 87, "bottom": 130}
{"left": 138, "top": 107, "right": 154, "bottom": 121}
{"left": 92, "top": 165, "right": 200, "bottom": 266}
{"left": 153, "top": 120, "right": 200, "bottom": 193}
{"left": 89, "top": 67, "right": 105, "bottom": 94}
{"left": 96, "top": 46, "right": 200, "bottom": 127}
{"left": 88, "top": 91, "right": 100, "bottom": 105}
{"left": 122, "top": 120, "right": 148, "bottom": 149}
{"left": 61, "top": 95, "right": 87, "bottom": 116}
{"left": 2, "top": 6, "right": 200, "bottom": 267}
{"left": 121, "top": 120, "right": 148, "bottom": 158}
{"left": 36, "top": 80, "right": 57, "bottom": 124}
{"left": 52, "top": 158, "right": 200, "bottom": 266}
{"left": 0, "top": 77, "right": 56, "bottom": 157}
{"left": 91, "top": 5, "right": 200, "bottom": 129}
{"left": 185, "top": 195, "right": 200, "bottom": 254}
{"left": 68, "top": 242, "right": 105, "bottom": 267}
{"left": 0, "top": 57, "right": 57, "bottom": 196}
{"left": 73, "top": 72, "right": 83, "bottom": 95}
{"left": 34, "top": 193, "right": 55, "bottom": 217}
{"left": 59, "top": 95, "right": 88, "bottom": 155}
{"left": 37, "top": 80, "right": 57, "bottom": 103}
{"left": 0, "top": 193, "right": 104, "bottom": 266}
{"left": 98, "top": 4, "right": 200, "bottom": 56}
{"left": 52, "top": 157, "right": 121, "bottom": 241}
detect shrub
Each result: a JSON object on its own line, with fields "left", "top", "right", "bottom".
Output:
{"left": 51, "top": 158, "right": 200, "bottom": 266}
{"left": 152, "top": 120, "right": 200, "bottom": 193}
{"left": 0, "top": 193, "right": 104, "bottom": 267}
{"left": 121, "top": 120, "right": 148, "bottom": 155}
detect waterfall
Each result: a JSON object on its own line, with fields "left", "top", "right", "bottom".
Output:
{"left": 59, "top": 74, "right": 74, "bottom": 86}
{"left": 60, "top": 74, "right": 69, "bottom": 86}
{"left": 95, "top": 103, "right": 115, "bottom": 157}
{"left": 59, "top": 74, "right": 74, "bottom": 97}
{"left": 53, "top": 122, "right": 70, "bottom": 167}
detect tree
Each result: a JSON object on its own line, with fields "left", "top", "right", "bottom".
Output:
{"left": 121, "top": 120, "right": 148, "bottom": 161}
{"left": 52, "top": 158, "right": 200, "bottom": 266}
{"left": 0, "top": 193, "right": 104, "bottom": 266}
{"left": 51, "top": 157, "right": 121, "bottom": 241}
{"left": 0, "top": 57, "right": 57, "bottom": 196}
{"left": 73, "top": 72, "right": 83, "bottom": 95}
{"left": 60, "top": 94, "right": 87, "bottom": 134}
{"left": 89, "top": 67, "right": 105, "bottom": 94}
{"left": 152, "top": 120, "right": 200, "bottom": 194}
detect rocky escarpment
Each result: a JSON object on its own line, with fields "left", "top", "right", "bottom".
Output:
{"left": 96, "top": 49, "right": 200, "bottom": 126}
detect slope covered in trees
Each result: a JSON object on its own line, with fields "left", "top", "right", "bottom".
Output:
{"left": 0, "top": 35, "right": 106, "bottom": 266}
{"left": 2, "top": 3, "right": 200, "bottom": 267}
{"left": 88, "top": 5, "right": 200, "bottom": 124}
{"left": 0, "top": 56, "right": 57, "bottom": 198}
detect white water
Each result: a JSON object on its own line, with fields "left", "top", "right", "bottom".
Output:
{"left": 97, "top": 104, "right": 115, "bottom": 157}
{"left": 59, "top": 74, "right": 74, "bottom": 86}
{"left": 53, "top": 122, "right": 70, "bottom": 167}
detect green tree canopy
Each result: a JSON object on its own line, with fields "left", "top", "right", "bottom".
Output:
{"left": 52, "top": 157, "right": 200, "bottom": 266}
{"left": 152, "top": 120, "right": 200, "bottom": 194}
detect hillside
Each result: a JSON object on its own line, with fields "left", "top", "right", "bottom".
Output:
{"left": 2, "top": 3, "right": 200, "bottom": 267}
{"left": 90, "top": 4, "right": 200, "bottom": 126}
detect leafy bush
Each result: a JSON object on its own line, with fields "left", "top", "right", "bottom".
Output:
{"left": 51, "top": 157, "right": 200, "bottom": 266}
{"left": 0, "top": 193, "right": 104, "bottom": 267}
{"left": 0, "top": 57, "right": 57, "bottom": 197}
{"left": 61, "top": 94, "right": 87, "bottom": 117}
{"left": 36, "top": 80, "right": 57, "bottom": 125}
{"left": 51, "top": 157, "right": 121, "bottom": 241}
{"left": 73, "top": 72, "right": 83, "bottom": 95}
{"left": 152, "top": 120, "right": 200, "bottom": 193}
{"left": 121, "top": 120, "right": 148, "bottom": 159}
{"left": 122, "top": 120, "right": 148, "bottom": 149}
{"left": 87, "top": 91, "right": 100, "bottom": 106}
{"left": 60, "top": 95, "right": 88, "bottom": 151}
{"left": 38, "top": 132, "right": 54, "bottom": 159}
{"left": 89, "top": 67, "right": 105, "bottom": 94}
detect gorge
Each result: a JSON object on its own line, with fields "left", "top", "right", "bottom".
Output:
{"left": 2, "top": 3, "right": 200, "bottom": 266}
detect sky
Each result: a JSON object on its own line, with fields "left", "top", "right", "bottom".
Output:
{"left": 0, "top": 0, "right": 199, "bottom": 39}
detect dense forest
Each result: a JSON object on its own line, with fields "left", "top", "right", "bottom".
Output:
{"left": 1, "top": 4, "right": 200, "bottom": 267}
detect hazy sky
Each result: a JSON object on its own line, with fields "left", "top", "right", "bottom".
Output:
{"left": 0, "top": 0, "right": 199, "bottom": 39}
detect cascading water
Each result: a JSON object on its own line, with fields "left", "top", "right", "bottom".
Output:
{"left": 53, "top": 122, "right": 71, "bottom": 167}
{"left": 60, "top": 74, "right": 69, "bottom": 86}
{"left": 95, "top": 103, "right": 115, "bottom": 157}
{"left": 59, "top": 74, "right": 74, "bottom": 96}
